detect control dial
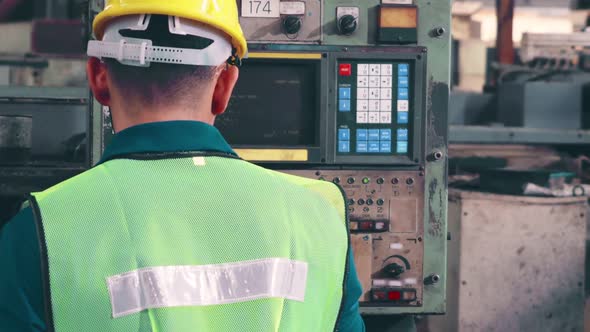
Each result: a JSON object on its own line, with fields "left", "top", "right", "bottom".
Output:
{"left": 283, "top": 16, "right": 302, "bottom": 35}
{"left": 337, "top": 14, "right": 358, "bottom": 35}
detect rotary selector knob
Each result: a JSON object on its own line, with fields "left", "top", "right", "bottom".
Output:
{"left": 338, "top": 14, "right": 358, "bottom": 35}
{"left": 283, "top": 16, "right": 302, "bottom": 35}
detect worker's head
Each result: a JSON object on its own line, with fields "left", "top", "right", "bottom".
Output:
{"left": 86, "top": 0, "right": 247, "bottom": 132}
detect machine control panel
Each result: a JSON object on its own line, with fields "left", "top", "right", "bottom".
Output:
{"left": 337, "top": 61, "right": 411, "bottom": 157}
{"left": 286, "top": 170, "right": 425, "bottom": 306}
{"left": 239, "top": 0, "right": 322, "bottom": 42}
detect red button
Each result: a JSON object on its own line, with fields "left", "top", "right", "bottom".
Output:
{"left": 339, "top": 63, "right": 352, "bottom": 76}
{"left": 388, "top": 291, "right": 402, "bottom": 301}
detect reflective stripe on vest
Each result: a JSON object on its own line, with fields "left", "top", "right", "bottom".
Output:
{"left": 32, "top": 155, "right": 349, "bottom": 332}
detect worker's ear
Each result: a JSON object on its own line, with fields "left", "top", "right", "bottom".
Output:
{"left": 87, "top": 57, "right": 111, "bottom": 106}
{"left": 211, "top": 65, "right": 239, "bottom": 115}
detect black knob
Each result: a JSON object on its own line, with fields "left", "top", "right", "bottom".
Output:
{"left": 283, "top": 16, "right": 302, "bottom": 35}
{"left": 376, "top": 178, "right": 384, "bottom": 185}
{"left": 333, "top": 177, "right": 341, "bottom": 184}
{"left": 347, "top": 177, "right": 355, "bottom": 184}
{"left": 384, "top": 263, "right": 405, "bottom": 277}
{"left": 366, "top": 199, "right": 374, "bottom": 206}
{"left": 338, "top": 15, "right": 358, "bottom": 35}
{"left": 357, "top": 199, "right": 365, "bottom": 205}
{"left": 377, "top": 199, "right": 384, "bottom": 206}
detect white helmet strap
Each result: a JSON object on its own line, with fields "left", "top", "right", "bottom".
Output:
{"left": 87, "top": 15, "right": 233, "bottom": 67}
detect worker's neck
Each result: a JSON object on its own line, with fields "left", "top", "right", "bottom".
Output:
{"left": 111, "top": 105, "right": 215, "bottom": 133}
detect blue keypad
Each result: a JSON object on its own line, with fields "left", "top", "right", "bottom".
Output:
{"left": 368, "top": 141, "right": 380, "bottom": 153}
{"left": 339, "top": 87, "right": 351, "bottom": 100}
{"left": 380, "top": 129, "right": 392, "bottom": 141}
{"left": 397, "top": 141, "right": 408, "bottom": 154}
{"left": 338, "top": 141, "right": 350, "bottom": 153}
{"left": 357, "top": 141, "right": 368, "bottom": 153}
{"left": 398, "top": 88, "right": 409, "bottom": 100}
{"left": 357, "top": 129, "right": 368, "bottom": 141}
{"left": 338, "top": 128, "right": 350, "bottom": 141}
{"left": 368, "top": 129, "right": 380, "bottom": 141}
{"left": 398, "top": 64, "right": 409, "bottom": 76}
{"left": 397, "top": 112, "right": 409, "bottom": 124}
{"left": 380, "top": 141, "right": 392, "bottom": 153}
{"left": 398, "top": 76, "right": 409, "bottom": 88}
{"left": 397, "top": 129, "right": 408, "bottom": 141}
{"left": 339, "top": 100, "right": 351, "bottom": 112}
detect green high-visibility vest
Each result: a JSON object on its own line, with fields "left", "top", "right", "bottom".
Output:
{"left": 31, "top": 155, "right": 350, "bottom": 332}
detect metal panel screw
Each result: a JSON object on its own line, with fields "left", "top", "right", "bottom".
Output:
{"left": 433, "top": 27, "right": 446, "bottom": 37}
{"left": 425, "top": 274, "right": 440, "bottom": 285}
{"left": 433, "top": 151, "right": 444, "bottom": 161}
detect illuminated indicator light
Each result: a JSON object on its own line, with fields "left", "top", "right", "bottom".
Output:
{"left": 349, "top": 221, "right": 359, "bottom": 230}
{"left": 375, "top": 222, "right": 386, "bottom": 230}
{"left": 362, "top": 177, "right": 370, "bottom": 184}
{"left": 403, "top": 290, "right": 417, "bottom": 301}
{"left": 387, "top": 280, "right": 403, "bottom": 287}
{"left": 373, "top": 291, "right": 387, "bottom": 301}
{"left": 390, "top": 243, "right": 403, "bottom": 249}
{"left": 339, "top": 63, "right": 352, "bottom": 76}
{"left": 388, "top": 291, "right": 402, "bottom": 301}
{"left": 360, "top": 221, "right": 373, "bottom": 230}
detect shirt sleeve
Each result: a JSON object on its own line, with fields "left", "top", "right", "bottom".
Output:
{"left": 0, "top": 207, "right": 46, "bottom": 332}
{"left": 335, "top": 248, "right": 366, "bottom": 332}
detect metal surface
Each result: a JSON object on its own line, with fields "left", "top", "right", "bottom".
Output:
{"left": 0, "top": 115, "right": 32, "bottom": 162}
{"left": 287, "top": 170, "right": 425, "bottom": 310}
{"left": 428, "top": 190, "right": 587, "bottom": 332}
{"left": 0, "top": 86, "right": 88, "bottom": 103}
{"left": 450, "top": 125, "right": 590, "bottom": 145}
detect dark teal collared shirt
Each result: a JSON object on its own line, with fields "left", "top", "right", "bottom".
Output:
{"left": 0, "top": 121, "right": 365, "bottom": 332}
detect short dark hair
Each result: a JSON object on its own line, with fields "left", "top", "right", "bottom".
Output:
{"left": 104, "top": 15, "right": 218, "bottom": 105}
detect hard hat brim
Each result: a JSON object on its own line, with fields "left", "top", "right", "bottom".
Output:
{"left": 93, "top": 3, "right": 247, "bottom": 59}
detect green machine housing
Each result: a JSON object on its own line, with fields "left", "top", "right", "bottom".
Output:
{"left": 90, "top": 0, "right": 451, "bottom": 319}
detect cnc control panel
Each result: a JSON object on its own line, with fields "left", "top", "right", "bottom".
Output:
{"left": 286, "top": 170, "right": 425, "bottom": 306}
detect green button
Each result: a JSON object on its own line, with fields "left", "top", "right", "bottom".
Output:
{"left": 362, "top": 177, "right": 370, "bottom": 184}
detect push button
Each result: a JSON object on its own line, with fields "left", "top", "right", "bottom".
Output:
{"left": 338, "top": 128, "right": 351, "bottom": 141}
{"left": 380, "top": 141, "right": 392, "bottom": 153}
{"left": 356, "top": 141, "right": 368, "bottom": 153}
{"left": 339, "top": 100, "right": 351, "bottom": 112}
{"left": 368, "top": 129, "right": 380, "bottom": 141}
{"left": 398, "top": 88, "right": 409, "bottom": 100}
{"left": 338, "top": 141, "right": 350, "bottom": 153}
{"left": 339, "top": 87, "right": 351, "bottom": 100}
{"left": 398, "top": 63, "right": 409, "bottom": 75}
{"left": 369, "top": 141, "right": 380, "bottom": 153}
{"left": 397, "top": 129, "right": 408, "bottom": 141}
{"left": 397, "top": 141, "right": 408, "bottom": 153}
{"left": 339, "top": 63, "right": 352, "bottom": 76}
{"left": 357, "top": 129, "right": 368, "bottom": 141}
{"left": 380, "top": 129, "right": 392, "bottom": 141}
{"left": 398, "top": 76, "right": 409, "bottom": 88}
{"left": 397, "top": 112, "right": 409, "bottom": 124}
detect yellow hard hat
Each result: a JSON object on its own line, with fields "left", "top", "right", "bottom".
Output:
{"left": 93, "top": 0, "right": 248, "bottom": 59}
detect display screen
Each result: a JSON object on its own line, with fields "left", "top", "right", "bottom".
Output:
{"left": 215, "top": 60, "right": 319, "bottom": 146}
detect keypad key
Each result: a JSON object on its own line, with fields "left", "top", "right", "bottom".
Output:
{"left": 397, "top": 141, "right": 408, "bottom": 153}
{"left": 357, "top": 141, "right": 368, "bottom": 153}
{"left": 380, "top": 141, "right": 392, "bottom": 153}
{"left": 357, "top": 129, "right": 368, "bottom": 141}
{"left": 338, "top": 128, "right": 350, "bottom": 141}
{"left": 368, "top": 141, "right": 380, "bottom": 153}
{"left": 397, "top": 129, "right": 409, "bottom": 141}
{"left": 398, "top": 76, "right": 409, "bottom": 87}
{"left": 380, "top": 88, "right": 392, "bottom": 100}
{"left": 398, "top": 88, "right": 409, "bottom": 100}
{"left": 357, "top": 76, "right": 369, "bottom": 87}
{"left": 397, "top": 112, "right": 409, "bottom": 124}
{"left": 397, "top": 100, "right": 409, "bottom": 112}
{"left": 380, "top": 100, "right": 392, "bottom": 112}
{"left": 381, "top": 64, "right": 393, "bottom": 76}
{"left": 358, "top": 64, "right": 369, "bottom": 76}
{"left": 369, "top": 100, "right": 380, "bottom": 112}
{"left": 398, "top": 64, "right": 409, "bottom": 76}
{"left": 380, "top": 112, "right": 392, "bottom": 124}
{"left": 357, "top": 100, "right": 369, "bottom": 112}
{"left": 368, "top": 129, "right": 380, "bottom": 141}
{"left": 339, "top": 87, "right": 351, "bottom": 100}
{"left": 380, "top": 76, "right": 392, "bottom": 88}
{"left": 368, "top": 112, "right": 380, "bottom": 124}
{"left": 369, "top": 64, "right": 381, "bottom": 76}
{"left": 357, "top": 88, "right": 369, "bottom": 100}
{"left": 339, "top": 100, "right": 351, "bottom": 112}
{"left": 369, "top": 88, "right": 381, "bottom": 100}
{"left": 357, "top": 112, "right": 368, "bottom": 124}
{"left": 380, "top": 129, "right": 392, "bottom": 141}
{"left": 338, "top": 141, "right": 350, "bottom": 153}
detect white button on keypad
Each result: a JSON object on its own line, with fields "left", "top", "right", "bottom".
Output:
{"left": 369, "top": 100, "right": 380, "bottom": 112}
{"left": 369, "top": 64, "right": 381, "bottom": 76}
{"left": 357, "top": 112, "right": 368, "bottom": 124}
{"left": 397, "top": 100, "right": 409, "bottom": 112}
{"left": 357, "top": 76, "right": 369, "bottom": 87}
{"left": 357, "top": 100, "right": 369, "bottom": 111}
{"left": 369, "top": 88, "right": 380, "bottom": 100}
{"left": 380, "top": 76, "right": 392, "bottom": 88}
{"left": 358, "top": 64, "right": 369, "bottom": 76}
{"left": 380, "top": 100, "right": 392, "bottom": 112}
{"left": 380, "top": 112, "right": 392, "bottom": 124}
{"left": 381, "top": 64, "right": 393, "bottom": 76}
{"left": 368, "top": 112, "right": 380, "bottom": 123}
{"left": 369, "top": 76, "right": 380, "bottom": 88}
{"left": 380, "top": 88, "right": 392, "bottom": 100}
{"left": 357, "top": 88, "right": 369, "bottom": 100}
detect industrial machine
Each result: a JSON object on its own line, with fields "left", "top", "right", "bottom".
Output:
{"left": 87, "top": 0, "right": 451, "bottom": 326}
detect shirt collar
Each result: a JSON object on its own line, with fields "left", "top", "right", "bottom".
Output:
{"left": 99, "top": 121, "right": 237, "bottom": 164}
